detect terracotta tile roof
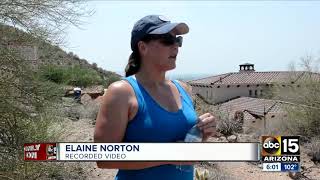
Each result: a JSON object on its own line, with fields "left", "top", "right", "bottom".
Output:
{"left": 215, "top": 97, "right": 286, "bottom": 118}
{"left": 188, "top": 71, "right": 320, "bottom": 85}
{"left": 243, "top": 111, "right": 256, "bottom": 120}
{"left": 295, "top": 72, "right": 320, "bottom": 82}
{"left": 188, "top": 73, "right": 231, "bottom": 84}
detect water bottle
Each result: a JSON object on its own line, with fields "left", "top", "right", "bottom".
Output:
{"left": 184, "top": 124, "right": 203, "bottom": 142}
{"left": 176, "top": 125, "right": 202, "bottom": 172}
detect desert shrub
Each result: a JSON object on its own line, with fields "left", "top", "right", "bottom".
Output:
{"left": 193, "top": 94, "right": 214, "bottom": 115}
{"left": 0, "top": 47, "right": 67, "bottom": 179}
{"left": 308, "top": 137, "right": 320, "bottom": 163}
{"left": 1, "top": 0, "right": 91, "bottom": 178}
{"left": 195, "top": 167, "right": 235, "bottom": 180}
{"left": 269, "top": 59, "right": 320, "bottom": 139}
{"left": 38, "top": 65, "right": 105, "bottom": 87}
{"left": 39, "top": 65, "right": 65, "bottom": 83}
{"left": 64, "top": 65, "right": 104, "bottom": 87}
{"left": 216, "top": 118, "right": 242, "bottom": 136}
{"left": 193, "top": 94, "right": 243, "bottom": 136}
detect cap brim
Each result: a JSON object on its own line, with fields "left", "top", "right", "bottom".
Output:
{"left": 149, "top": 23, "right": 189, "bottom": 35}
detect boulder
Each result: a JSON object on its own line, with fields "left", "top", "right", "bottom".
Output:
{"left": 94, "top": 96, "right": 104, "bottom": 105}
{"left": 207, "top": 137, "right": 220, "bottom": 142}
{"left": 218, "top": 136, "right": 228, "bottom": 142}
{"left": 227, "top": 135, "right": 237, "bottom": 142}
{"left": 237, "top": 134, "right": 255, "bottom": 142}
{"left": 82, "top": 85, "right": 104, "bottom": 99}
{"left": 81, "top": 94, "right": 92, "bottom": 105}
{"left": 63, "top": 86, "right": 75, "bottom": 97}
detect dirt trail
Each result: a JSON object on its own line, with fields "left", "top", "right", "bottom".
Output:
{"left": 60, "top": 117, "right": 117, "bottom": 179}
{"left": 215, "top": 162, "right": 291, "bottom": 180}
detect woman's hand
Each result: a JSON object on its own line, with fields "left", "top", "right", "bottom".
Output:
{"left": 197, "top": 113, "right": 217, "bottom": 141}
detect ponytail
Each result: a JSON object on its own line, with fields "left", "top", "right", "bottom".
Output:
{"left": 125, "top": 50, "right": 141, "bottom": 77}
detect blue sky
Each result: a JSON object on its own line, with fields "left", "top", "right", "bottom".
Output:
{"left": 63, "top": 1, "right": 320, "bottom": 77}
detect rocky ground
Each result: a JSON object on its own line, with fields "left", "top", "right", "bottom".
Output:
{"left": 56, "top": 96, "right": 319, "bottom": 180}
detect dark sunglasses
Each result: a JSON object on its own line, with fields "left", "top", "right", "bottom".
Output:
{"left": 143, "top": 34, "right": 183, "bottom": 47}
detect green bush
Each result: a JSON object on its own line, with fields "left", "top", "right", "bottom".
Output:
{"left": 38, "top": 65, "right": 105, "bottom": 87}
{"left": 0, "top": 48, "right": 68, "bottom": 179}
{"left": 268, "top": 58, "right": 320, "bottom": 139}
{"left": 308, "top": 137, "right": 320, "bottom": 163}
{"left": 64, "top": 65, "right": 103, "bottom": 87}
{"left": 270, "top": 79, "right": 320, "bottom": 139}
{"left": 216, "top": 117, "right": 242, "bottom": 136}
{"left": 39, "top": 65, "right": 65, "bottom": 84}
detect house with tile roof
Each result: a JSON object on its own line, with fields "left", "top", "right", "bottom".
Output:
{"left": 215, "top": 96, "right": 295, "bottom": 133}
{"left": 188, "top": 63, "right": 320, "bottom": 104}
{"left": 188, "top": 63, "right": 320, "bottom": 132}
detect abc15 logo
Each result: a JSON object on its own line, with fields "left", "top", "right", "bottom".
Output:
{"left": 261, "top": 136, "right": 300, "bottom": 156}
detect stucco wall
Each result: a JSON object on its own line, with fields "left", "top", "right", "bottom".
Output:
{"left": 192, "top": 84, "right": 269, "bottom": 104}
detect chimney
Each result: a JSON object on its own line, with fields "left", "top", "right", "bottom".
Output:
{"left": 239, "top": 63, "right": 255, "bottom": 72}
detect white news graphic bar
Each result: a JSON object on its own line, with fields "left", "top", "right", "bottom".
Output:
{"left": 58, "top": 143, "right": 259, "bottom": 161}
{"left": 263, "top": 163, "right": 281, "bottom": 172}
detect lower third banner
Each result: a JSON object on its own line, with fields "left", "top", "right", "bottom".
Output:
{"left": 24, "top": 143, "right": 260, "bottom": 161}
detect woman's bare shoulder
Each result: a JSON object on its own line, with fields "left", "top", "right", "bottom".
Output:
{"left": 104, "top": 80, "right": 134, "bottom": 100}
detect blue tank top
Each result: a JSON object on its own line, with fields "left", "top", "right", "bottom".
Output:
{"left": 115, "top": 75, "right": 198, "bottom": 180}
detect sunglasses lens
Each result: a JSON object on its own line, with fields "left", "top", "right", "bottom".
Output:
{"left": 176, "top": 36, "right": 183, "bottom": 47}
{"left": 160, "top": 35, "right": 183, "bottom": 47}
{"left": 145, "top": 34, "right": 183, "bottom": 47}
{"left": 160, "top": 36, "right": 174, "bottom": 45}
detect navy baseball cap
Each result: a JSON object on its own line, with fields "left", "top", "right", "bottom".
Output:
{"left": 131, "top": 15, "right": 189, "bottom": 50}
